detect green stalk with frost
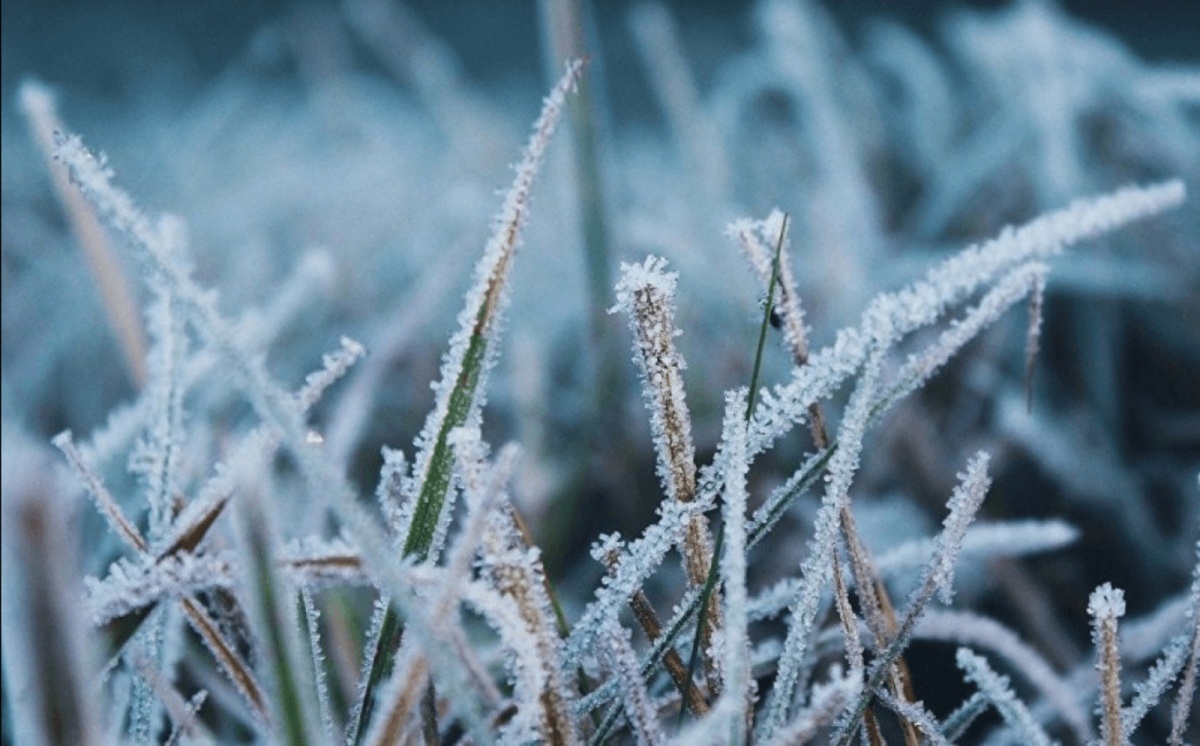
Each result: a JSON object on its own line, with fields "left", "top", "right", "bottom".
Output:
{"left": 349, "top": 60, "right": 583, "bottom": 743}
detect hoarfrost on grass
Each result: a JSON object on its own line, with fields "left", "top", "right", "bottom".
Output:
{"left": 3, "top": 2, "right": 1198, "bottom": 743}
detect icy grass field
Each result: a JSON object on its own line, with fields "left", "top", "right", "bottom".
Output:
{"left": 2, "top": 1, "right": 1198, "bottom": 743}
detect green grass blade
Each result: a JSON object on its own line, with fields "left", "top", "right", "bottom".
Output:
{"left": 678, "top": 214, "right": 789, "bottom": 728}
{"left": 746, "top": 213, "right": 789, "bottom": 422}
{"left": 402, "top": 301, "right": 493, "bottom": 562}
{"left": 351, "top": 60, "right": 583, "bottom": 744}
{"left": 351, "top": 306, "right": 491, "bottom": 742}
{"left": 241, "top": 497, "right": 313, "bottom": 746}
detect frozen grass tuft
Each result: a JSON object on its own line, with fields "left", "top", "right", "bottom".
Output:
{"left": 2, "top": 2, "right": 1198, "bottom": 743}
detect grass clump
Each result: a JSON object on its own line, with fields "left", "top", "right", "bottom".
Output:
{"left": 2, "top": 3, "right": 1198, "bottom": 744}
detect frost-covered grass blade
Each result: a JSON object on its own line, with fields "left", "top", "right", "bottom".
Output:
{"left": 236, "top": 491, "right": 318, "bottom": 745}
{"left": 350, "top": 59, "right": 582, "bottom": 742}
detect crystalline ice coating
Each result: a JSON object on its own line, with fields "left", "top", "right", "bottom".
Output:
{"left": 613, "top": 256, "right": 698, "bottom": 508}
{"left": 11, "top": 4, "right": 1197, "bottom": 738}
{"left": 956, "top": 648, "right": 1054, "bottom": 746}
{"left": 1089, "top": 582, "right": 1128, "bottom": 620}
{"left": 717, "top": 388, "right": 753, "bottom": 715}
{"left": 745, "top": 181, "right": 1185, "bottom": 465}
{"left": 930, "top": 452, "right": 992, "bottom": 605}
{"left": 763, "top": 345, "right": 884, "bottom": 738}
{"left": 599, "top": 619, "right": 662, "bottom": 745}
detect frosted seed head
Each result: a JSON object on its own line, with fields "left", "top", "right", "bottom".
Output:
{"left": 1088, "top": 583, "right": 1126, "bottom": 620}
